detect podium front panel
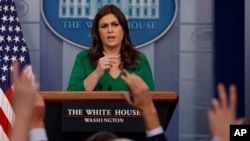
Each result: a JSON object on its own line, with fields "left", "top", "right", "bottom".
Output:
{"left": 62, "top": 102, "right": 144, "bottom": 132}
{"left": 42, "top": 91, "right": 178, "bottom": 141}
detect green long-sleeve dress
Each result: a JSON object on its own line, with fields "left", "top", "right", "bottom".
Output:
{"left": 67, "top": 50, "right": 154, "bottom": 91}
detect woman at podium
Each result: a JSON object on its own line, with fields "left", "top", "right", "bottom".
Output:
{"left": 67, "top": 5, "right": 154, "bottom": 91}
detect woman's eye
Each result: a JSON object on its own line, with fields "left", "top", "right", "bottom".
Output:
{"left": 100, "top": 25, "right": 107, "bottom": 28}
{"left": 112, "top": 23, "right": 119, "bottom": 27}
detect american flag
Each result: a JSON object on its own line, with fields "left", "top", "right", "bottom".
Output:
{"left": 0, "top": 0, "right": 31, "bottom": 140}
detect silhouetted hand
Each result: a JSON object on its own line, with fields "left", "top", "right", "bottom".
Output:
{"left": 208, "top": 83, "right": 246, "bottom": 141}
{"left": 121, "top": 69, "right": 153, "bottom": 112}
{"left": 121, "top": 70, "right": 160, "bottom": 131}
{"left": 10, "top": 62, "right": 39, "bottom": 141}
{"left": 11, "top": 62, "right": 39, "bottom": 119}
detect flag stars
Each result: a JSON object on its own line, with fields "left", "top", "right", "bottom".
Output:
{"left": 0, "top": 35, "right": 4, "bottom": 43}
{"left": 6, "top": 35, "right": 12, "bottom": 42}
{"left": 1, "top": 15, "right": 8, "bottom": 22}
{"left": 0, "top": 0, "right": 30, "bottom": 91}
{"left": 3, "top": 54, "right": 9, "bottom": 62}
{"left": 8, "top": 26, "right": 13, "bottom": 32}
{"left": 19, "top": 55, "right": 25, "bottom": 63}
{"left": 9, "top": 64, "right": 14, "bottom": 72}
{"left": 5, "top": 45, "right": 10, "bottom": 52}
{"left": 1, "top": 65, "right": 8, "bottom": 72}
{"left": 16, "top": 17, "right": 20, "bottom": 22}
{"left": 22, "top": 37, "right": 26, "bottom": 42}
{"left": 13, "top": 35, "right": 19, "bottom": 43}
{"left": 10, "top": 55, "right": 17, "bottom": 62}
{"left": 3, "top": 5, "right": 8, "bottom": 12}
{"left": 1, "top": 75, "right": 6, "bottom": 82}
{"left": 21, "top": 46, "right": 27, "bottom": 52}
{"left": 10, "top": 5, "right": 15, "bottom": 13}
{"left": 13, "top": 45, "right": 18, "bottom": 52}
{"left": 15, "top": 26, "right": 21, "bottom": 33}
{"left": 0, "top": 25, "right": 6, "bottom": 32}
{"left": 9, "top": 15, "right": 14, "bottom": 23}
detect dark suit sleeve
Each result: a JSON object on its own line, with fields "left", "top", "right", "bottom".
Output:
{"left": 147, "top": 133, "right": 167, "bottom": 141}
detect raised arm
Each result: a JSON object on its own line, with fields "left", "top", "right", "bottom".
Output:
{"left": 208, "top": 83, "right": 246, "bottom": 141}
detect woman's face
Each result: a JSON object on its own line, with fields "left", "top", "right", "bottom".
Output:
{"left": 98, "top": 14, "right": 124, "bottom": 49}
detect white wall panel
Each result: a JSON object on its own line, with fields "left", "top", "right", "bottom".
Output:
{"left": 21, "top": 24, "right": 40, "bottom": 50}
{"left": 180, "top": 53, "right": 213, "bottom": 80}
{"left": 14, "top": 0, "right": 40, "bottom": 22}
{"left": 179, "top": 0, "right": 213, "bottom": 140}
{"left": 138, "top": 43, "right": 155, "bottom": 78}
{"left": 62, "top": 42, "right": 82, "bottom": 90}
{"left": 180, "top": 0, "right": 213, "bottom": 23}
{"left": 180, "top": 25, "right": 213, "bottom": 51}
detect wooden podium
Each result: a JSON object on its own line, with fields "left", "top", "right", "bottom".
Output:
{"left": 41, "top": 91, "right": 178, "bottom": 141}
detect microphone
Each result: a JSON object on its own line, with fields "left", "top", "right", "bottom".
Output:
{"left": 108, "top": 85, "right": 112, "bottom": 91}
{"left": 98, "top": 84, "right": 102, "bottom": 91}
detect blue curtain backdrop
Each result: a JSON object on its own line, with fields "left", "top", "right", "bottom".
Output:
{"left": 214, "top": 0, "right": 245, "bottom": 117}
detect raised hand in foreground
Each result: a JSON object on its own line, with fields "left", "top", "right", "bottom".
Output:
{"left": 10, "top": 62, "right": 39, "bottom": 141}
{"left": 208, "top": 83, "right": 246, "bottom": 141}
{"left": 121, "top": 70, "right": 167, "bottom": 141}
